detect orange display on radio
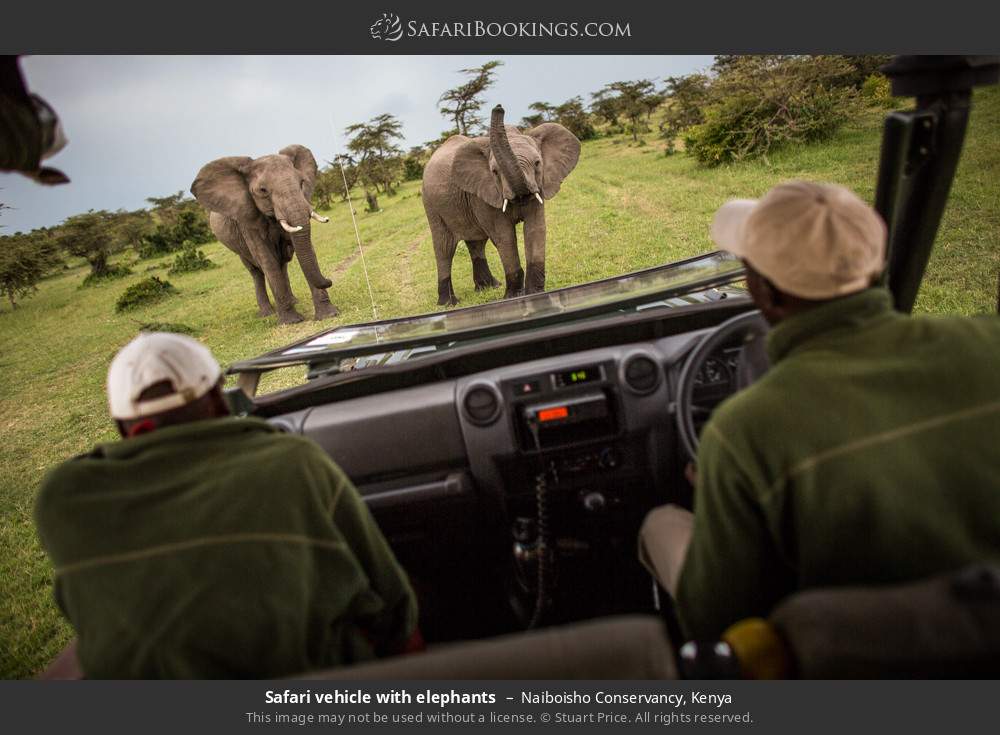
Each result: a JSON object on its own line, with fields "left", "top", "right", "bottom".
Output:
{"left": 537, "top": 406, "right": 569, "bottom": 422}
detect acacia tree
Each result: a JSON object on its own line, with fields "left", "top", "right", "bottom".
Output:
{"left": 114, "top": 208, "right": 154, "bottom": 251}
{"left": 438, "top": 60, "right": 503, "bottom": 136}
{"left": 311, "top": 166, "right": 340, "bottom": 210}
{"left": 329, "top": 154, "right": 360, "bottom": 202}
{"left": 345, "top": 113, "right": 405, "bottom": 200}
{"left": 145, "top": 192, "right": 187, "bottom": 227}
{"left": 52, "top": 210, "right": 130, "bottom": 280}
{"left": 0, "top": 229, "right": 62, "bottom": 309}
{"left": 521, "top": 101, "right": 555, "bottom": 128}
{"left": 594, "top": 79, "right": 659, "bottom": 141}
{"left": 589, "top": 90, "right": 622, "bottom": 130}
{"left": 659, "top": 73, "right": 712, "bottom": 152}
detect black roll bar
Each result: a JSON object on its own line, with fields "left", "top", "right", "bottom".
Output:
{"left": 875, "top": 55, "right": 999, "bottom": 313}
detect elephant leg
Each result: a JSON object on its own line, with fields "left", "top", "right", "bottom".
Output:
{"left": 309, "top": 284, "right": 340, "bottom": 320}
{"left": 245, "top": 230, "right": 304, "bottom": 324}
{"left": 491, "top": 223, "right": 524, "bottom": 299}
{"left": 429, "top": 216, "right": 459, "bottom": 306}
{"left": 241, "top": 256, "right": 274, "bottom": 316}
{"left": 523, "top": 203, "right": 547, "bottom": 295}
{"left": 466, "top": 239, "right": 500, "bottom": 291}
{"left": 278, "top": 258, "right": 299, "bottom": 305}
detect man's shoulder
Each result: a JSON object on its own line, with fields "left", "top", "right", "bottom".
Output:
{"left": 707, "top": 368, "right": 798, "bottom": 440}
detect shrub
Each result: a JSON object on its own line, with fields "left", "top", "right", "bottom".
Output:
{"left": 402, "top": 156, "right": 424, "bottom": 182}
{"left": 137, "top": 210, "right": 213, "bottom": 259}
{"left": 168, "top": 242, "right": 218, "bottom": 276}
{"left": 115, "top": 276, "right": 178, "bottom": 313}
{"left": 81, "top": 262, "right": 133, "bottom": 287}
{"left": 135, "top": 321, "right": 199, "bottom": 336}
{"left": 683, "top": 56, "right": 858, "bottom": 166}
{"left": 861, "top": 73, "right": 894, "bottom": 108}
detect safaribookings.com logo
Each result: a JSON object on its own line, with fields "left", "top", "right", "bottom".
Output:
{"left": 370, "top": 13, "right": 631, "bottom": 42}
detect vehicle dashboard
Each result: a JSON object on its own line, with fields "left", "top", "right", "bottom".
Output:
{"left": 266, "top": 311, "right": 751, "bottom": 635}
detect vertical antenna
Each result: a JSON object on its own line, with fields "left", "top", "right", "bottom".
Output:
{"left": 338, "top": 160, "right": 379, "bottom": 324}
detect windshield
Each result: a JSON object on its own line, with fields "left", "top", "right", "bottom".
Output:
{"left": 237, "top": 251, "right": 744, "bottom": 370}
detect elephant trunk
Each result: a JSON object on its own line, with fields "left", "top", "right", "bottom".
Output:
{"left": 489, "top": 105, "right": 530, "bottom": 198}
{"left": 276, "top": 190, "right": 332, "bottom": 291}
{"left": 290, "top": 227, "right": 332, "bottom": 290}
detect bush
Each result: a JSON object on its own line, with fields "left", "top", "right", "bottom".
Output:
{"left": 135, "top": 321, "right": 199, "bottom": 336}
{"left": 861, "top": 73, "right": 894, "bottom": 108}
{"left": 81, "top": 262, "right": 133, "bottom": 287}
{"left": 167, "top": 242, "right": 218, "bottom": 276}
{"left": 115, "top": 276, "right": 178, "bottom": 313}
{"left": 402, "top": 156, "right": 424, "bottom": 182}
{"left": 683, "top": 56, "right": 858, "bottom": 166}
{"left": 137, "top": 210, "right": 213, "bottom": 259}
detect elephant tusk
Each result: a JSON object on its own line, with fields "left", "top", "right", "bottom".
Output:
{"left": 534, "top": 192, "right": 544, "bottom": 205}
{"left": 310, "top": 211, "right": 329, "bottom": 223}
{"left": 279, "top": 219, "right": 303, "bottom": 233}
{"left": 502, "top": 199, "right": 508, "bottom": 213}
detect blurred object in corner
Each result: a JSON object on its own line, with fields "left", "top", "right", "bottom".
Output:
{"left": 0, "top": 55, "right": 69, "bottom": 184}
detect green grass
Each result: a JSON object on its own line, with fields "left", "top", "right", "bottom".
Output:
{"left": 1, "top": 88, "right": 998, "bottom": 678}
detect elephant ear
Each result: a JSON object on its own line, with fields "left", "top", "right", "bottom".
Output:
{"left": 451, "top": 138, "right": 502, "bottom": 210}
{"left": 279, "top": 144, "right": 319, "bottom": 201}
{"left": 190, "top": 156, "right": 256, "bottom": 221}
{"left": 526, "top": 123, "right": 581, "bottom": 200}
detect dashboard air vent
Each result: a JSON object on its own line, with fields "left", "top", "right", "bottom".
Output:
{"left": 623, "top": 355, "right": 661, "bottom": 394}
{"left": 463, "top": 385, "right": 502, "bottom": 426}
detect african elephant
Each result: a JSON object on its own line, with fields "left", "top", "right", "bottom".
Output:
{"left": 190, "top": 145, "right": 338, "bottom": 324}
{"left": 422, "top": 105, "right": 581, "bottom": 306}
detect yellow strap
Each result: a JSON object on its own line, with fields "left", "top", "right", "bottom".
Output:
{"left": 723, "top": 617, "right": 793, "bottom": 679}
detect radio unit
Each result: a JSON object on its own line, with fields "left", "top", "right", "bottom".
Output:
{"left": 519, "top": 390, "right": 616, "bottom": 450}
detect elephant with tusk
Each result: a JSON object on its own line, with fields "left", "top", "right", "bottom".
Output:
{"left": 191, "top": 145, "right": 338, "bottom": 325}
{"left": 421, "top": 105, "right": 581, "bottom": 306}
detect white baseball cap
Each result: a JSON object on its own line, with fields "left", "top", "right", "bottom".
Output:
{"left": 710, "top": 180, "right": 887, "bottom": 299}
{"left": 107, "top": 332, "right": 222, "bottom": 420}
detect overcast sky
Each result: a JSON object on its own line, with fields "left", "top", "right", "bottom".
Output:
{"left": 0, "top": 55, "right": 712, "bottom": 233}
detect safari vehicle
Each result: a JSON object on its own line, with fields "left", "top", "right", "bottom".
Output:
{"left": 36, "top": 55, "right": 997, "bottom": 680}
{"left": 216, "top": 56, "right": 1000, "bottom": 679}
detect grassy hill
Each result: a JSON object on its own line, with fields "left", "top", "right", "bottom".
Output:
{"left": 1, "top": 87, "right": 998, "bottom": 678}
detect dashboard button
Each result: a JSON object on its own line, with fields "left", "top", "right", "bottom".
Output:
{"left": 513, "top": 380, "right": 541, "bottom": 396}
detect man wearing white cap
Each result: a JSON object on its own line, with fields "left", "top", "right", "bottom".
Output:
{"left": 641, "top": 180, "right": 1000, "bottom": 641}
{"left": 35, "top": 332, "right": 420, "bottom": 678}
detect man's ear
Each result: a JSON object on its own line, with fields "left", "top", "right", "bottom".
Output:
{"left": 745, "top": 265, "right": 780, "bottom": 322}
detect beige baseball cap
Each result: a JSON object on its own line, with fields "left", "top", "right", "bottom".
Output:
{"left": 710, "top": 180, "right": 887, "bottom": 299}
{"left": 107, "top": 332, "right": 222, "bottom": 420}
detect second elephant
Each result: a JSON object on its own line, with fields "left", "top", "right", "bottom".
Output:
{"left": 191, "top": 144, "right": 338, "bottom": 324}
{"left": 422, "top": 105, "right": 581, "bottom": 306}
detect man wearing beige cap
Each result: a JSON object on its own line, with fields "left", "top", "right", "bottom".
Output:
{"left": 642, "top": 180, "right": 1000, "bottom": 641}
{"left": 35, "top": 332, "right": 419, "bottom": 678}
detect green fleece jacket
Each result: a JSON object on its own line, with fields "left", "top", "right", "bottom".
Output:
{"left": 677, "top": 289, "right": 1000, "bottom": 639}
{"left": 35, "top": 417, "right": 417, "bottom": 678}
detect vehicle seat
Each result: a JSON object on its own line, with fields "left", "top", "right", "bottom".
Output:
{"left": 41, "top": 615, "right": 678, "bottom": 680}
{"left": 764, "top": 565, "right": 1000, "bottom": 678}
{"left": 304, "top": 615, "right": 677, "bottom": 679}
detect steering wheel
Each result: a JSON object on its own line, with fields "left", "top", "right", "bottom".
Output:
{"left": 675, "top": 310, "right": 771, "bottom": 463}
